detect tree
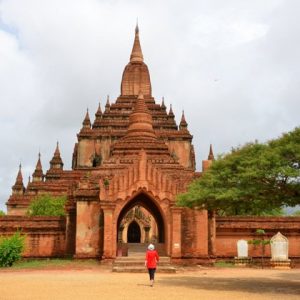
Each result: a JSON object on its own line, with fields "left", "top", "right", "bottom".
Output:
{"left": 177, "top": 127, "right": 300, "bottom": 215}
{"left": 248, "top": 229, "right": 271, "bottom": 268}
{"left": 27, "top": 194, "right": 67, "bottom": 216}
{"left": 0, "top": 232, "right": 25, "bottom": 267}
{"left": 0, "top": 210, "right": 5, "bottom": 216}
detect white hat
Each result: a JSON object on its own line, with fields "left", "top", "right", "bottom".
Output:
{"left": 148, "top": 244, "right": 155, "bottom": 250}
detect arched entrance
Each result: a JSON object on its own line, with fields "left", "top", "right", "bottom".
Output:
{"left": 116, "top": 191, "right": 166, "bottom": 256}
{"left": 127, "top": 221, "right": 141, "bottom": 243}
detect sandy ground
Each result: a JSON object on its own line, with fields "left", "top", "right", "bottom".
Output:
{"left": 0, "top": 267, "right": 299, "bottom": 300}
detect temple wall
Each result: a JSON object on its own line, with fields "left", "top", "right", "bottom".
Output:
{"left": 0, "top": 216, "right": 66, "bottom": 257}
{"left": 215, "top": 216, "right": 300, "bottom": 258}
{"left": 7, "top": 206, "right": 27, "bottom": 216}
{"left": 77, "top": 138, "right": 114, "bottom": 167}
{"left": 166, "top": 140, "right": 193, "bottom": 169}
{"left": 77, "top": 139, "right": 94, "bottom": 167}
{"left": 75, "top": 201, "right": 101, "bottom": 258}
{"left": 181, "top": 208, "right": 208, "bottom": 258}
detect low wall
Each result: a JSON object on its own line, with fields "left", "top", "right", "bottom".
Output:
{"left": 216, "top": 216, "right": 300, "bottom": 258}
{"left": 0, "top": 216, "right": 66, "bottom": 258}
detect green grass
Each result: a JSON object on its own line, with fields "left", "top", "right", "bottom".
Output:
{"left": 214, "top": 261, "right": 235, "bottom": 268}
{"left": 9, "top": 258, "right": 100, "bottom": 269}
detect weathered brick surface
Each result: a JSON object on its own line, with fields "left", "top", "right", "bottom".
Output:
{"left": 215, "top": 216, "right": 300, "bottom": 258}
{"left": 75, "top": 201, "right": 101, "bottom": 258}
{"left": 181, "top": 208, "right": 208, "bottom": 258}
{"left": 0, "top": 216, "right": 66, "bottom": 257}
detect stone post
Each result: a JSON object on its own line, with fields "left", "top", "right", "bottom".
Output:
{"left": 118, "top": 225, "right": 124, "bottom": 243}
{"left": 144, "top": 226, "right": 150, "bottom": 243}
{"left": 102, "top": 203, "right": 116, "bottom": 259}
{"left": 171, "top": 207, "right": 182, "bottom": 258}
{"left": 208, "top": 210, "right": 216, "bottom": 256}
{"left": 65, "top": 207, "right": 76, "bottom": 256}
{"left": 74, "top": 191, "right": 101, "bottom": 259}
{"left": 194, "top": 207, "right": 208, "bottom": 256}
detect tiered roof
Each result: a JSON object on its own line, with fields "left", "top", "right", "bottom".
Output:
{"left": 78, "top": 26, "right": 192, "bottom": 142}
{"left": 7, "top": 25, "right": 197, "bottom": 214}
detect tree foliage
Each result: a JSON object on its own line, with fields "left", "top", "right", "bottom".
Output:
{"left": 0, "top": 232, "right": 25, "bottom": 267}
{"left": 248, "top": 229, "right": 271, "bottom": 268}
{"left": 177, "top": 127, "right": 300, "bottom": 215}
{"left": 0, "top": 210, "right": 5, "bottom": 216}
{"left": 27, "top": 194, "right": 67, "bottom": 216}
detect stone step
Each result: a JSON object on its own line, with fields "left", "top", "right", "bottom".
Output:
{"left": 114, "top": 261, "right": 171, "bottom": 267}
{"left": 112, "top": 255, "right": 176, "bottom": 273}
{"left": 112, "top": 265, "right": 176, "bottom": 273}
{"left": 120, "top": 243, "right": 167, "bottom": 257}
{"left": 116, "top": 253, "right": 171, "bottom": 261}
{"left": 115, "top": 256, "right": 170, "bottom": 262}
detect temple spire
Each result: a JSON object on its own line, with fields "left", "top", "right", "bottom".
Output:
{"left": 130, "top": 23, "right": 144, "bottom": 63}
{"left": 126, "top": 91, "right": 156, "bottom": 139}
{"left": 12, "top": 164, "right": 25, "bottom": 195}
{"left": 168, "top": 104, "right": 175, "bottom": 118}
{"left": 32, "top": 152, "right": 43, "bottom": 182}
{"left": 179, "top": 110, "right": 188, "bottom": 130}
{"left": 161, "top": 97, "right": 166, "bottom": 110}
{"left": 121, "top": 24, "right": 151, "bottom": 96}
{"left": 93, "top": 102, "right": 102, "bottom": 128}
{"left": 82, "top": 109, "right": 91, "bottom": 129}
{"left": 134, "top": 91, "right": 149, "bottom": 113}
{"left": 105, "top": 95, "right": 110, "bottom": 113}
{"left": 208, "top": 144, "right": 215, "bottom": 160}
{"left": 16, "top": 164, "right": 23, "bottom": 185}
{"left": 96, "top": 102, "right": 102, "bottom": 117}
{"left": 50, "top": 142, "right": 64, "bottom": 170}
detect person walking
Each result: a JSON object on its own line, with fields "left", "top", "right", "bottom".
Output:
{"left": 145, "top": 243, "right": 159, "bottom": 287}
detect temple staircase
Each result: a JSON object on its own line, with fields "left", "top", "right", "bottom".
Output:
{"left": 112, "top": 243, "right": 177, "bottom": 273}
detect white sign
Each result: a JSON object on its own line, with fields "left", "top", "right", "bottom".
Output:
{"left": 237, "top": 240, "right": 248, "bottom": 258}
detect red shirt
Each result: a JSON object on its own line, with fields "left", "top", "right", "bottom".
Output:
{"left": 145, "top": 250, "right": 159, "bottom": 268}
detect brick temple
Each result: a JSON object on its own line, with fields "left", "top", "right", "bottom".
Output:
{"left": 2, "top": 26, "right": 300, "bottom": 262}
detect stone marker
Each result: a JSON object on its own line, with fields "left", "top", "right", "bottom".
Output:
{"left": 237, "top": 240, "right": 248, "bottom": 258}
{"left": 234, "top": 239, "right": 251, "bottom": 266}
{"left": 270, "top": 232, "right": 291, "bottom": 269}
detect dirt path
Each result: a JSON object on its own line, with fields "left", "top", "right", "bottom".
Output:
{"left": 0, "top": 267, "right": 299, "bottom": 300}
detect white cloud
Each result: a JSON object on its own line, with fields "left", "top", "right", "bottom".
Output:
{"left": 0, "top": 0, "right": 299, "bottom": 211}
{"left": 190, "top": 15, "right": 269, "bottom": 49}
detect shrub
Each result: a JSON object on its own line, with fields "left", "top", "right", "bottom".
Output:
{"left": 27, "top": 194, "right": 67, "bottom": 216}
{"left": 0, "top": 232, "right": 25, "bottom": 267}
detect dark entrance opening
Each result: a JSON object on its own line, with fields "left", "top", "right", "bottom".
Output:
{"left": 117, "top": 192, "right": 165, "bottom": 243}
{"left": 127, "top": 221, "right": 141, "bottom": 243}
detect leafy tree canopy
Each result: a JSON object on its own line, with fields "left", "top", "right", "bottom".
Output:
{"left": 27, "top": 194, "right": 67, "bottom": 216}
{"left": 0, "top": 210, "right": 5, "bottom": 216}
{"left": 177, "top": 127, "right": 300, "bottom": 215}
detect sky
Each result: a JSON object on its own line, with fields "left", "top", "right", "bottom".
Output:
{"left": 0, "top": 0, "right": 299, "bottom": 211}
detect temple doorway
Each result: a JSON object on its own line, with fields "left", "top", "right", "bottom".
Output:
{"left": 118, "top": 205, "right": 158, "bottom": 244}
{"left": 127, "top": 221, "right": 141, "bottom": 243}
{"left": 116, "top": 192, "right": 166, "bottom": 256}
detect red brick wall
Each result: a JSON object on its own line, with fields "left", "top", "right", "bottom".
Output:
{"left": 216, "top": 216, "right": 300, "bottom": 258}
{"left": 181, "top": 208, "right": 208, "bottom": 258}
{"left": 0, "top": 216, "right": 66, "bottom": 258}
